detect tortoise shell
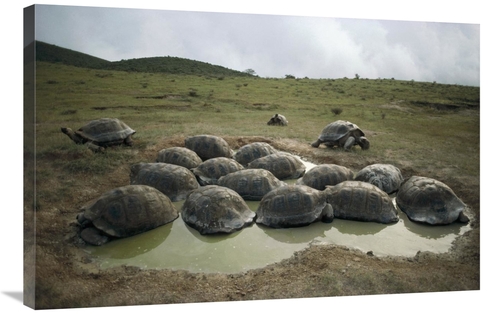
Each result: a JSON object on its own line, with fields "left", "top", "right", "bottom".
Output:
{"left": 191, "top": 157, "right": 245, "bottom": 186}
{"left": 156, "top": 147, "right": 203, "bottom": 169}
{"left": 318, "top": 120, "right": 364, "bottom": 142}
{"left": 247, "top": 152, "right": 306, "bottom": 180}
{"left": 312, "top": 120, "right": 369, "bottom": 150}
{"left": 396, "top": 176, "right": 468, "bottom": 225}
{"left": 234, "top": 142, "right": 277, "bottom": 166}
{"left": 354, "top": 163, "right": 404, "bottom": 194}
{"left": 267, "top": 113, "right": 288, "bottom": 126}
{"left": 217, "top": 168, "right": 286, "bottom": 201}
{"left": 75, "top": 118, "right": 135, "bottom": 146}
{"left": 296, "top": 164, "right": 354, "bottom": 190}
{"left": 324, "top": 181, "right": 398, "bottom": 224}
{"left": 77, "top": 185, "right": 178, "bottom": 245}
{"left": 256, "top": 185, "right": 333, "bottom": 228}
{"left": 184, "top": 134, "right": 233, "bottom": 160}
{"left": 130, "top": 162, "right": 199, "bottom": 202}
{"left": 181, "top": 185, "right": 255, "bottom": 235}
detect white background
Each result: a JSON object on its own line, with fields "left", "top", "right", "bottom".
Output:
{"left": 2, "top": 1, "right": 496, "bottom": 313}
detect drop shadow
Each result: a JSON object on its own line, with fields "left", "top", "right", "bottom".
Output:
{"left": 2, "top": 291, "right": 23, "bottom": 303}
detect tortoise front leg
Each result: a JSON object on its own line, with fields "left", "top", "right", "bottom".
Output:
{"left": 343, "top": 136, "right": 356, "bottom": 150}
{"left": 311, "top": 139, "right": 322, "bottom": 148}
{"left": 86, "top": 142, "right": 105, "bottom": 153}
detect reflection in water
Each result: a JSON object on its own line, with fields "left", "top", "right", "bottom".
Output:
{"left": 87, "top": 156, "right": 472, "bottom": 273}
{"left": 333, "top": 218, "right": 390, "bottom": 236}
{"left": 91, "top": 222, "right": 172, "bottom": 259}
{"left": 184, "top": 221, "right": 242, "bottom": 243}
{"left": 259, "top": 221, "right": 332, "bottom": 244}
{"left": 395, "top": 202, "right": 467, "bottom": 239}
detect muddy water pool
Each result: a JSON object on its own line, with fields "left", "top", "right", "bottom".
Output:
{"left": 85, "top": 159, "right": 471, "bottom": 273}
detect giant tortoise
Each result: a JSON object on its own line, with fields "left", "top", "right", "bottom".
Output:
{"left": 181, "top": 185, "right": 256, "bottom": 235}
{"left": 256, "top": 185, "right": 334, "bottom": 228}
{"left": 76, "top": 185, "right": 178, "bottom": 246}
{"left": 156, "top": 146, "right": 203, "bottom": 169}
{"left": 233, "top": 142, "right": 277, "bottom": 166}
{"left": 61, "top": 118, "right": 135, "bottom": 152}
{"left": 191, "top": 157, "right": 245, "bottom": 186}
{"left": 247, "top": 152, "right": 306, "bottom": 180}
{"left": 184, "top": 134, "right": 233, "bottom": 160}
{"left": 396, "top": 176, "right": 470, "bottom": 225}
{"left": 129, "top": 162, "right": 199, "bottom": 202}
{"left": 354, "top": 163, "right": 404, "bottom": 194}
{"left": 296, "top": 164, "right": 354, "bottom": 190}
{"left": 217, "top": 168, "right": 286, "bottom": 201}
{"left": 267, "top": 113, "right": 288, "bottom": 126}
{"left": 324, "top": 181, "right": 398, "bottom": 224}
{"left": 311, "top": 120, "right": 369, "bottom": 150}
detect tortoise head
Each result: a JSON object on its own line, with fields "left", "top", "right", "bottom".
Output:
{"left": 358, "top": 137, "right": 370, "bottom": 150}
{"left": 61, "top": 127, "right": 86, "bottom": 144}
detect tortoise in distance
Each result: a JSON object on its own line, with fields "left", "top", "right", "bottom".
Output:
{"left": 267, "top": 113, "right": 288, "bottom": 126}
{"left": 311, "top": 120, "right": 370, "bottom": 150}
{"left": 76, "top": 185, "right": 179, "bottom": 246}
{"left": 61, "top": 118, "right": 135, "bottom": 152}
{"left": 181, "top": 185, "right": 256, "bottom": 235}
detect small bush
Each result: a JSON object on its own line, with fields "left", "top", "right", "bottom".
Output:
{"left": 61, "top": 109, "right": 77, "bottom": 115}
{"left": 331, "top": 108, "right": 343, "bottom": 115}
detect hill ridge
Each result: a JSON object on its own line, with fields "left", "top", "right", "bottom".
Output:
{"left": 31, "top": 40, "right": 252, "bottom": 77}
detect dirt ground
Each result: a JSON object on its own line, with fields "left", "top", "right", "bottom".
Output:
{"left": 25, "top": 136, "right": 480, "bottom": 309}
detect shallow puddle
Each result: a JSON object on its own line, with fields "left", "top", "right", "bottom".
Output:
{"left": 85, "top": 157, "right": 471, "bottom": 273}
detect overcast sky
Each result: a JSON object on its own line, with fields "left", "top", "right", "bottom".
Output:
{"left": 33, "top": 4, "right": 480, "bottom": 86}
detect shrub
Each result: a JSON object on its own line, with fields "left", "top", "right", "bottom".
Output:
{"left": 60, "top": 109, "right": 77, "bottom": 115}
{"left": 331, "top": 108, "right": 343, "bottom": 115}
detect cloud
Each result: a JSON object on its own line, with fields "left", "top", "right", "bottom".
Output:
{"left": 34, "top": 5, "right": 479, "bottom": 85}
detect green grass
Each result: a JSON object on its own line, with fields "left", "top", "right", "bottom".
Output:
{"left": 33, "top": 61, "right": 479, "bottom": 182}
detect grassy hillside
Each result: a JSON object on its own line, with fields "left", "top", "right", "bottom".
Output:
{"left": 33, "top": 41, "right": 109, "bottom": 69}
{"left": 32, "top": 61, "right": 479, "bottom": 176}
{"left": 33, "top": 41, "right": 253, "bottom": 77}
